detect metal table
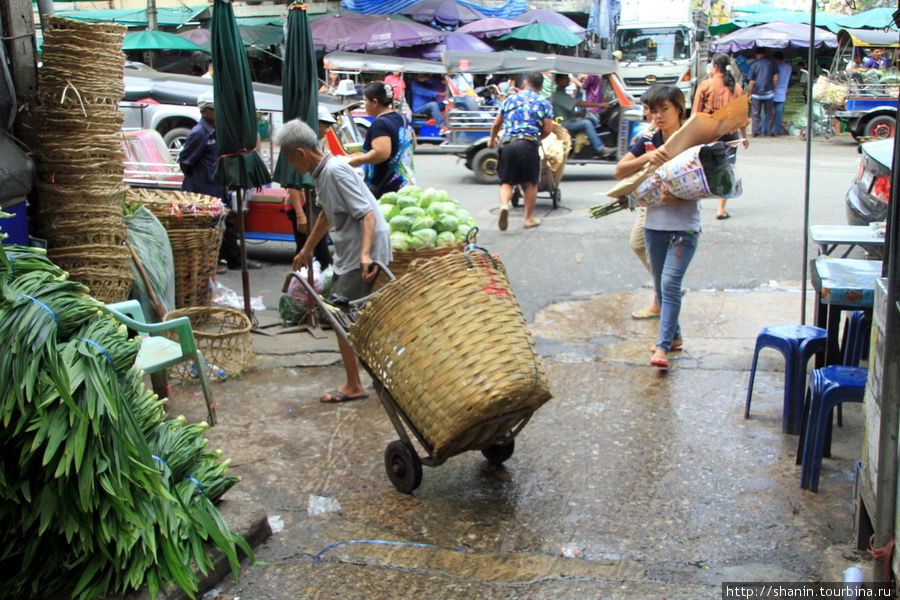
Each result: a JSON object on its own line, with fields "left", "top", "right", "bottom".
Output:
{"left": 809, "top": 225, "right": 885, "bottom": 258}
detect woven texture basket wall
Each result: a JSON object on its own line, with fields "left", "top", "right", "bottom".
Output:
{"left": 373, "top": 243, "right": 466, "bottom": 290}
{"left": 164, "top": 307, "right": 254, "bottom": 381}
{"left": 349, "top": 250, "right": 552, "bottom": 456}
{"left": 33, "top": 16, "right": 132, "bottom": 304}
{"left": 127, "top": 189, "right": 226, "bottom": 307}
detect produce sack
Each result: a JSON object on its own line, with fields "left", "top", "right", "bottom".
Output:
{"left": 812, "top": 75, "right": 848, "bottom": 108}
{"left": 124, "top": 206, "right": 175, "bottom": 322}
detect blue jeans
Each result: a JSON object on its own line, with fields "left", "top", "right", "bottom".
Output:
{"left": 645, "top": 229, "right": 699, "bottom": 352}
{"left": 773, "top": 101, "right": 785, "bottom": 136}
{"left": 562, "top": 117, "right": 605, "bottom": 153}
{"left": 418, "top": 101, "right": 444, "bottom": 127}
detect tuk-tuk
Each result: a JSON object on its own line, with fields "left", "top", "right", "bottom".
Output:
{"left": 440, "top": 51, "right": 645, "bottom": 184}
{"left": 322, "top": 52, "right": 450, "bottom": 144}
{"left": 819, "top": 28, "right": 900, "bottom": 140}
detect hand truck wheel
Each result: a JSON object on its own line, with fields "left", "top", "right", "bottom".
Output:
{"left": 511, "top": 186, "right": 521, "bottom": 208}
{"left": 384, "top": 440, "right": 422, "bottom": 493}
{"left": 481, "top": 439, "right": 515, "bottom": 465}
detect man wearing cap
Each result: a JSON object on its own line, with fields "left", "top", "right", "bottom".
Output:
{"left": 274, "top": 118, "right": 392, "bottom": 403}
{"left": 178, "top": 91, "right": 262, "bottom": 270}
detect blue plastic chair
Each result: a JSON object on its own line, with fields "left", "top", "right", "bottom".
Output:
{"left": 841, "top": 310, "right": 871, "bottom": 367}
{"left": 799, "top": 366, "right": 867, "bottom": 493}
{"left": 745, "top": 324, "right": 827, "bottom": 434}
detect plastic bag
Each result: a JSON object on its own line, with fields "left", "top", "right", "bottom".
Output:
{"left": 279, "top": 261, "right": 332, "bottom": 325}
{"left": 210, "top": 279, "right": 266, "bottom": 311}
{"left": 124, "top": 207, "right": 176, "bottom": 322}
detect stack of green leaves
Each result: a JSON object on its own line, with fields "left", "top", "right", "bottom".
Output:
{"left": 0, "top": 243, "right": 249, "bottom": 600}
{"left": 588, "top": 197, "right": 631, "bottom": 220}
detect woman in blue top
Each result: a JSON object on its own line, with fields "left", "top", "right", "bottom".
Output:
{"left": 349, "top": 82, "right": 417, "bottom": 199}
{"left": 614, "top": 86, "right": 697, "bottom": 370}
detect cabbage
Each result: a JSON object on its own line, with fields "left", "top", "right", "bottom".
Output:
{"left": 395, "top": 195, "right": 419, "bottom": 209}
{"left": 389, "top": 214, "right": 415, "bottom": 233}
{"left": 410, "top": 215, "right": 435, "bottom": 232}
{"left": 387, "top": 204, "right": 402, "bottom": 220}
{"left": 378, "top": 204, "right": 394, "bottom": 219}
{"left": 436, "top": 231, "right": 456, "bottom": 247}
{"left": 399, "top": 185, "right": 422, "bottom": 197}
{"left": 390, "top": 231, "right": 411, "bottom": 251}
{"left": 380, "top": 191, "right": 399, "bottom": 205}
{"left": 428, "top": 202, "right": 453, "bottom": 216}
{"left": 419, "top": 187, "right": 439, "bottom": 209}
{"left": 434, "top": 214, "right": 459, "bottom": 233}
{"left": 455, "top": 224, "right": 472, "bottom": 241}
{"left": 400, "top": 206, "right": 426, "bottom": 218}
{"left": 409, "top": 228, "right": 437, "bottom": 250}
{"left": 454, "top": 208, "right": 471, "bottom": 223}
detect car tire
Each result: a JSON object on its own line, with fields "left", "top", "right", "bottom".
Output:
{"left": 863, "top": 115, "right": 896, "bottom": 140}
{"left": 162, "top": 127, "right": 193, "bottom": 154}
{"left": 472, "top": 147, "right": 499, "bottom": 185}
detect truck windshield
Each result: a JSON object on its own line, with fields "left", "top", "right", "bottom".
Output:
{"left": 615, "top": 27, "right": 689, "bottom": 62}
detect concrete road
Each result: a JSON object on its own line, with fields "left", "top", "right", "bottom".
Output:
{"left": 185, "top": 134, "right": 872, "bottom": 599}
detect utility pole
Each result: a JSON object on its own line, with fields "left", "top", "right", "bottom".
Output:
{"left": 147, "top": 0, "right": 158, "bottom": 30}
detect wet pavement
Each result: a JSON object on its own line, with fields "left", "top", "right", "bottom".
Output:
{"left": 160, "top": 285, "right": 872, "bottom": 599}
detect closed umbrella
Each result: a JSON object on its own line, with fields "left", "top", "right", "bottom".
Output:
{"left": 274, "top": 3, "right": 317, "bottom": 191}
{"left": 343, "top": 17, "right": 445, "bottom": 52}
{"left": 211, "top": 0, "right": 272, "bottom": 319}
{"left": 499, "top": 22, "right": 584, "bottom": 48}
{"left": 123, "top": 29, "right": 206, "bottom": 52}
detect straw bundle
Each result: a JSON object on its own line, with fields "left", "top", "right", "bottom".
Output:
{"left": 33, "top": 16, "right": 132, "bottom": 303}
{"left": 349, "top": 250, "right": 552, "bottom": 457}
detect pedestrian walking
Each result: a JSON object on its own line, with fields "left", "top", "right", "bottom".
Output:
{"left": 178, "top": 91, "right": 262, "bottom": 272}
{"left": 772, "top": 52, "right": 793, "bottom": 136}
{"left": 693, "top": 52, "right": 749, "bottom": 220}
{"left": 488, "top": 71, "right": 553, "bottom": 231}
{"left": 614, "top": 85, "right": 696, "bottom": 370}
{"left": 275, "top": 118, "right": 392, "bottom": 403}
{"left": 747, "top": 48, "right": 777, "bottom": 137}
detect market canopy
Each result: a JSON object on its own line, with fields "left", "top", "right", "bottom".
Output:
{"left": 832, "top": 8, "right": 899, "bottom": 31}
{"left": 324, "top": 51, "right": 448, "bottom": 74}
{"left": 499, "top": 22, "right": 584, "bottom": 48}
{"left": 710, "top": 20, "right": 837, "bottom": 53}
{"left": 443, "top": 50, "right": 616, "bottom": 75}
{"left": 55, "top": 6, "right": 210, "bottom": 27}
{"left": 456, "top": 17, "right": 526, "bottom": 38}
{"left": 400, "top": 0, "right": 485, "bottom": 27}
{"left": 837, "top": 28, "right": 900, "bottom": 48}
{"left": 342, "top": 17, "right": 446, "bottom": 51}
{"left": 399, "top": 31, "right": 494, "bottom": 60}
{"left": 340, "top": 0, "right": 527, "bottom": 20}
{"left": 512, "top": 8, "right": 586, "bottom": 38}
{"left": 123, "top": 30, "right": 207, "bottom": 52}
{"left": 310, "top": 12, "right": 415, "bottom": 52}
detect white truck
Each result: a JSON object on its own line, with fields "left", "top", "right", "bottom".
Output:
{"left": 613, "top": 0, "right": 709, "bottom": 109}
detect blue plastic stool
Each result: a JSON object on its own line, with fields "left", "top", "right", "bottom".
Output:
{"left": 745, "top": 324, "right": 827, "bottom": 434}
{"left": 841, "top": 310, "right": 871, "bottom": 367}
{"left": 799, "top": 366, "right": 867, "bottom": 493}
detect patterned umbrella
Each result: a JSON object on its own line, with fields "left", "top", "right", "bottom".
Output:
{"left": 211, "top": 0, "right": 272, "bottom": 318}
{"left": 401, "top": 0, "right": 485, "bottom": 27}
{"left": 343, "top": 17, "right": 445, "bottom": 51}
{"left": 457, "top": 17, "right": 526, "bottom": 38}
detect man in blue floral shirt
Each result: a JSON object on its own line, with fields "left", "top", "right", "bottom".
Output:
{"left": 488, "top": 72, "right": 553, "bottom": 230}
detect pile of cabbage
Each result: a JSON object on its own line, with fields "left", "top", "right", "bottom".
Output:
{"left": 379, "top": 186, "right": 477, "bottom": 251}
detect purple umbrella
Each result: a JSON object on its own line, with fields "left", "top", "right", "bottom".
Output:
{"left": 456, "top": 17, "right": 526, "bottom": 39}
{"left": 310, "top": 12, "right": 387, "bottom": 52}
{"left": 401, "top": 0, "right": 484, "bottom": 27}
{"left": 178, "top": 27, "right": 211, "bottom": 46}
{"left": 343, "top": 17, "right": 445, "bottom": 51}
{"left": 711, "top": 20, "right": 837, "bottom": 53}
{"left": 513, "top": 8, "right": 586, "bottom": 38}
{"left": 400, "top": 31, "right": 494, "bottom": 60}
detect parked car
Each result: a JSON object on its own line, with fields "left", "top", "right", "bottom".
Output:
{"left": 846, "top": 137, "right": 892, "bottom": 256}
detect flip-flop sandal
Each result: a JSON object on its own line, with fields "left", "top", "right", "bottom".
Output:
{"left": 498, "top": 206, "right": 509, "bottom": 231}
{"left": 650, "top": 355, "right": 669, "bottom": 369}
{"left": 319, "top": 390, "right": 368, "bottom": 403}
{"left": 651, "top": 341, "right": 683, "bottom": 352}
{"left": 716, "top": 213, "right": 730, "bottom": 220}
{"left": 523, "top": 218, "right": 542, "bottom": 229}
{"left": 631, "top": 309, "right": 660, "bottom": 320}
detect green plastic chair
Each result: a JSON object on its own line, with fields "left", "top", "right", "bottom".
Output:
{"left": 104, "top": 300, "right": 216, "bottom": 425}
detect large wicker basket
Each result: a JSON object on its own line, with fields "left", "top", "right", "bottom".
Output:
{"left": 164, "top": 306, "right": 254, "bottom": 381}
{"left": 374, "top": 242, "right": 466, "bottom": 290}
{"left": 349, "top": 250, "right": 551, "bottom": 457}
{"left": 167, "top": 221, "right": 225, "bottom": 308}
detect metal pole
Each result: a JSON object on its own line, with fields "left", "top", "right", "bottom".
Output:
{"left": 146, "top": 0, "right": 158, "bottom": 31}
{"left": 35, "top": 0, "right": 54, "bottom": 31}
{"left": 800, "top": 0, "right": 815, "bottom": 325}
{"left": 235, "top": 188, "right": 254, "bottom": 323}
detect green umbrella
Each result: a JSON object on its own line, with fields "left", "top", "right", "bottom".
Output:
{"left": 123, "top": 29, "right": 207, "bottom": 52}
{"left": 211, "top": 0, "right": 272, "bottom": 319}
{"left": 499, "top": 22, "right": 583, "bottom": 48}
{"left": 273, "top": 2, "right": 317, "bottom": 190}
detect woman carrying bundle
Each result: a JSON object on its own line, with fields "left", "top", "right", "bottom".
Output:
{"left": 693, "top": 52, "right": 749, "bottom": 220}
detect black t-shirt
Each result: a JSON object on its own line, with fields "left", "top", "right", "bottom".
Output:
{"left": 363, "top": 111, "right": 404, "bottom": 192}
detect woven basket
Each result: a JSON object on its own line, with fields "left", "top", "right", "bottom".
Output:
{"left": 128, "top": 188, "right": 226, "bottom": 229}
{"left": 66, "top": 268, "right": 133, "bottom": 304}
{"left": 163, "top": 307, "right": 254, "bottom": 381}
{"left": 349, "top": 250, "right": 551, "bottom": 457}
{"left": 374, "top": 242, "right": 466, "bottom": 290}
{"left": 168, "top": 220, "right": 225, "bottom": 308}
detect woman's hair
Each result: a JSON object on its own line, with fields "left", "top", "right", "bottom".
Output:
{"left": 711, "top": 53, "right": 736, "bottom": 94}
{"left": 644, "top": 85, "right": 686, "bottom": 124}
{"left": 273, "top": 118, "right": 319, "bottom": 153}
{"left": 364, "top": 81, "right": 392, "bottom": 107}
